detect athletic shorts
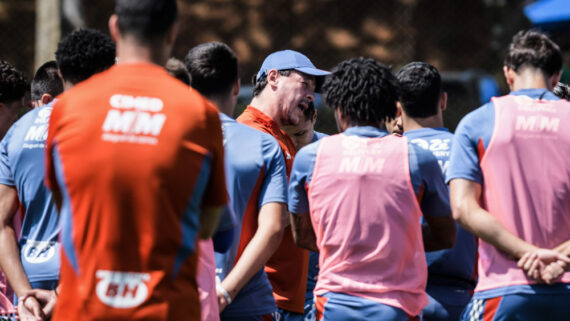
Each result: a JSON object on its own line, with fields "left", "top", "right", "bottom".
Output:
{"left": 461, "top": 293, "right": 570, "bottom": 321}
{"left": 314, "top": 292, "right": 419, "bottom": 321}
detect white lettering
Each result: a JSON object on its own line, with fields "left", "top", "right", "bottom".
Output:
{"left": 96, "top": 270, "right": 150, "bottom": 308}
{"left": 102, "top": 110, "right": 136, "bottom": 133}
{"left": 339, "top": 157, "right": 385, "bottom": 174}
{"left": 23, "top": 241, "right": 56, "bottom": 264}
{"left": 24, "top": 125, "right": 48, "bottom": 141}
{"left": 516, "top": 116, "right": 536, "bottom": 131}
{"left": 539, "top": 117, "right": 560, "bottom": 132}
{"left": 132, "top": 113, "right": 166, "bottom": 136}
{"left": 109, "top": 94, "right": 163, "bottom": 112}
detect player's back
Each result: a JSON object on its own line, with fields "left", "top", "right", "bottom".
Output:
{"left": 477, "top": 93, "right": 570, "bottom": 291}
{"left": 0, "top": 104, "right": 60, "bottom": 286}
{"left": 216, "top": 113, "right": 286, "bottom": 317}
{"left": 308, "top": 130, "right": 428, "bottom": 316}
{"left": 46, "top": 63, "right": 226, "bottom": 321}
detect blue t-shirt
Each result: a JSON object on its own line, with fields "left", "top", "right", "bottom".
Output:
{"left": 447, "top": 89, "right": 569, "bottom": 299}
{"left": 0, "top": 103, "right": 60, "bottom": 283}
{"left": 215, "top": 113, "right": 288, "bottom": 317}
{"left": 405, "top": 128, "right": 477, "bottom": 290}
{"left": 304, "top": 131, "right": 328, "bottom": 310}
{"left": 289, "top": 126, "right": 450, "bottom": 218}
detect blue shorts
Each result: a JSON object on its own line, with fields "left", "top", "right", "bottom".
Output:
{"left": 423, "top": 284, "right": 472, "bottom": 321}
{"left": 461, "top": 292, "right": 570, "bottom": 321}
{"left": 274, "top": 308, "right": 304, "bottom": 321}
{"left": 315, "top": 292, "right": 419, "bottom": 321}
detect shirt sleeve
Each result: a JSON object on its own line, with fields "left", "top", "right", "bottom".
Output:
{"left": 201, "top": 101, "right": 228, "bottom": 208}
{"left": 409, "top": 143, "right": 451, "bottom": 217}
{"left": 258, "top": 133, "right": 288, "bottom": 207}
{"left": 446, "top": 102, "right": 495, "bottom": 185}
{"left": 288, "top": 141, "right": 320, "bottom": 215}
{"left": 0, "top": 126, "right": 16, "bottom": 186}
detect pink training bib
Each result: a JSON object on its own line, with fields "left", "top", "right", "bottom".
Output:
{"left": 309, "top": 133, "right": 428, "bottom": 316}
{"left": 477, "top": 94, "right": 570, "bottom": 292}
{"left": 197, "top": 239, "right": 220, "bottom": 321}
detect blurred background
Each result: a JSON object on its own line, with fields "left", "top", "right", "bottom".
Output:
{"left": 1, "top": 0, "right": 569, "bottom": 132}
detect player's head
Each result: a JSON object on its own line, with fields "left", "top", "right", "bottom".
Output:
{"left": 0, "top": 60, "right": 28, "bottom": 138}
{"left": 503, "top": 30, "right": 562, "bottom": 90}
{"left": 185, "top": 42, "right": 239, "bottom": 115}
{"left": 165, "top": 57, "right": 191, "bottom": 86}
{"left": 30, "top": 60, "right": 63, "bottom": 108}
{"left": 553, "top": 82, "right": 570, "bottom": 100}
{"left": 252, "top": 50, "right": 329, "bottom": 126}
{"left": 55, "top": 29, "right": 116, "bottom": 86}
{"left": 323, "top": 57, "right": 398, "bottom": 131}
{"left": 283, "top": 101, "right": 318, "bottom": 149}
{"left": 110, "top": 0, "right": 178, "bottom": 62}
{"left": 397, "top": 62, "right": 445, "bottom": 119}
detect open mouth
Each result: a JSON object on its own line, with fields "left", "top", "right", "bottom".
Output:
{"left": 297, "top": 101, "right": 308, "bottom": 111}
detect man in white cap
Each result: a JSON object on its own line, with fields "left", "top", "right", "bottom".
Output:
{"left": 237, "top": 50, "right": 329, "bottom": 320}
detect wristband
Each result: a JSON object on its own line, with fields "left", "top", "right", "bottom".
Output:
{"left": 216, "top": 283, "right": 232, "bottom": 305}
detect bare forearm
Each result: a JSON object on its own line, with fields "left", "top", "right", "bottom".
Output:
{"left": 290, "top": 213, "right": 318, "bottom": 252}
{"left": 450, "top": 179, "right": 535, "bottom": 260}
{"left": 221, "top": 227, "right": 283, "bottom": 298}
{"left": 554, "top": 240, "right": 570, "bottom": 257}
{"left": 0, "top": 225, "right": 32, "bottom": 296}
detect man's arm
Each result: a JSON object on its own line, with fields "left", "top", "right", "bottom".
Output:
{"left": 217, "top": 202, "right": 286, "bottom": 310}
{"left": 449, "top": 178, "right": 537, "bottom": 259}
{"left": 198, "top": 206, "right": 223, "bottom": 240}
{"left": 0, "top": 184, "right": 31, "bottom": 296}
{"left": 290, "top": 212, "right": 317, "bottom": 252}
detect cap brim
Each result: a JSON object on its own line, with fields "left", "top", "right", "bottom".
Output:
{"left": 294, "top": 67, "right": 330, "bottom": 78}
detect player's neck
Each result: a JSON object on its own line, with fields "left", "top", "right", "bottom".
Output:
{"left": 115, "top": 37, "right": 169, "bottom": 66}
{"left": 511, "top": 68, "right": 553, "bottom": 92}
{"left": 403, "top": 114, "right": 442, "bottom": 132}
{"left": 250, "top": 95, "right": 282, "bottom": 127}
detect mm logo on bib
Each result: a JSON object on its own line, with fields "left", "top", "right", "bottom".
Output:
{"left": 23, "top": 240, "right": 56, "bottom": 264}
{"left": 96, "top": 270, "right": 150, "bottom": 308}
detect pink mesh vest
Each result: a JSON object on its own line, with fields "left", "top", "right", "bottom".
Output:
{"left": 197, "top": 239, "right": 219, "bottom": 321}
{"left": 477, "top": 94, "right": 570, "bottom": 292}
{"left": 309, "top": 133, "right": 428, "bottom": 316}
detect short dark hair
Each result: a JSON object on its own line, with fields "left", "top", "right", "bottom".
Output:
{"left": 504, "top": 29, "right": 562, "bottom": 77}
{"left": 31, "top": 60, "right": 63, "bottom": 101}
{"left": 185, "top": 42, "right": 238, "bottom": 98}
{"left": 0, "top": 60, "right": 28, "bottom": 103}
{"left": 252, "top": 69, "right": 291, "bottom": 97}
{"left": 116, "top": 0, "right": 177, "bottom": 46}
{"left": 323, "top": 57, "right": 398, "bottom": 126}
{"left": 55, "top": 29, "right": 116, "bottom": 85}
{"left": 396, "top": 62, "right": 442, "bottom": 118}
{"left": 165, "top": 57, "right": 191, "bottom": 86}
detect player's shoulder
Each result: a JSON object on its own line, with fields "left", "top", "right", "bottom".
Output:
{"left": 408, "top": 140, "right": 440, "bottom": 171}
{"left": 295, "top": 139, "right": 322, "bottom": 166}
{"left": 456, "top": 101, "right": 495, "bottom": 134}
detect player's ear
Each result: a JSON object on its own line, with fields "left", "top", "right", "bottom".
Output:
{"left": 396, "top": 101, "right": 403, "bottom": 116}
{"left": 41, "top": 93, "right": 54, "bottom": 105}
{"left": 108, "top": 14, "right": 120, "bottom": 43}
{"left": 232, "top": 78, "right": 240, "bottom": 97}
{"left": 440, "top": 92, "right": 448, "bottom": 112}
{"left": 267, "top": 69, "right": 280, "bottom": 88}
{"left": 503, "top": 66, "right": 515, "bottom": 91}
{"left": 550, "top": 70, "right": 562, "bottom": 90}
{"left": 165, "top": 21, "right": 179, "bottom": 46}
